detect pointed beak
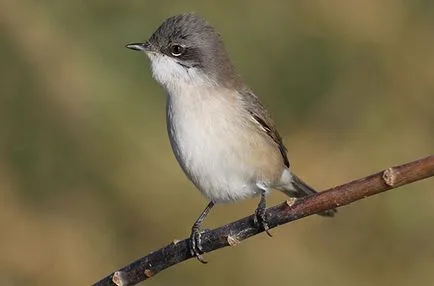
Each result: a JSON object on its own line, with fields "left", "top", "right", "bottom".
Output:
{"left": 125, "top": 42, "right": 151, "bottom": 52}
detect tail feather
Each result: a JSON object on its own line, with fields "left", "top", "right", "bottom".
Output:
{"left": 281, "top": 174, "right": 337, "bottom": 217}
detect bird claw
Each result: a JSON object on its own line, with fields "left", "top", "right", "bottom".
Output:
{"left": 189, "top": 228, "right": 208, "bottom": 263}
{"left": 254, "top": 207, "right": 272, "bottom": 237}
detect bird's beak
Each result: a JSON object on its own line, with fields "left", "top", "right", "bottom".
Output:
{"left": 125, "top": 42, "right": 151, "bottom": 52}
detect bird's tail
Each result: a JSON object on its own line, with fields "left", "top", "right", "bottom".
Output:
{"left": 279, "top": 172, "right": 337, "bottom": 217}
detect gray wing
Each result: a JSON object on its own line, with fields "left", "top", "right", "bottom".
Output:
{"left": 241, "top": 91, "right": 290, "bottom": 168}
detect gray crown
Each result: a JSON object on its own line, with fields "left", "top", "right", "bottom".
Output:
{"left": 147, "top": 13, "right": 244, "bottom": 89}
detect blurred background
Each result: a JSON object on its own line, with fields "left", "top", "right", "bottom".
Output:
{"left": 1, "top": 1, "right": 434, "bottom": 285}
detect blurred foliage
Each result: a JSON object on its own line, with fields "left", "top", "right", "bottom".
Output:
{"left": 1, "top": 1, "right": 433, "bottom": 285}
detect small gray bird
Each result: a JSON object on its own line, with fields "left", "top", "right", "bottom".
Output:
{"left": 126, "top": 13, "right": 336, "bottom": 263}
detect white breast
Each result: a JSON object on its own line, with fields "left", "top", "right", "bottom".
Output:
{"left": 148, "top": 53, "right": 279, "bottom": 202}
{"left": 166, "top": 84, "right": 262, "bottom": 203}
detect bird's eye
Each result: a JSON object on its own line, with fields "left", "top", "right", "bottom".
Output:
{"left": 170, "top": 44, "right": 184, "bottom": 57}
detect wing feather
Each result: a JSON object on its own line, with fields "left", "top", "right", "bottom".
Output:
{"left": 241, "top": 91, "right": 290, "bottom": 168}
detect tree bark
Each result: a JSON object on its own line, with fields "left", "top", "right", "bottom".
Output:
{"left": 93, "top": 155, "right": 434, "bottom": 286}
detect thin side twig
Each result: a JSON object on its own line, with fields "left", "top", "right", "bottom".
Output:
{"left": 93, "top": 155, "right": 434, "bottom": 286}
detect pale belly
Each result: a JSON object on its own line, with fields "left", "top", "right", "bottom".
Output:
{"left": 166, "top": 90, "right": 284, "bottom": 203}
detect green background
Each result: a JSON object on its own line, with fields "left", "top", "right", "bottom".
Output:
{"left": 1, "top": 1, "right": 433, "bottom": 285}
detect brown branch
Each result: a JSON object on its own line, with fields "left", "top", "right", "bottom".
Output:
{"left": 93, "top": 155, "right": 434, "bottom": 286}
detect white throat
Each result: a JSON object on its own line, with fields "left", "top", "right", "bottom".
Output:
{"left": 147, "top": 52, "right": 216, "bottom": 95}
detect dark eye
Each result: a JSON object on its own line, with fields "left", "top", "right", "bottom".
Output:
{"left": 170, "top": 44, "right": 185, "bottom": 57}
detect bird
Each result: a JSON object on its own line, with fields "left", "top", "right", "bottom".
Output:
{"left": 126, "top": 12, "right": 336, "bottom": 263}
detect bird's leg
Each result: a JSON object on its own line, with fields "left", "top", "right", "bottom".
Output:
{"left": 190, "top": 201, "right": 214, "bottom": 263}
{"left": 254, "top": 190, "right": 272, "bottom": 237}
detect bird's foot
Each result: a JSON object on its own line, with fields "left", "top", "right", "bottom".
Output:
{"left": 189, "top": 228, "right": 208, "bottom": 264}
{"left": 254, "top": 206, "right": 272, "bottom": 237}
